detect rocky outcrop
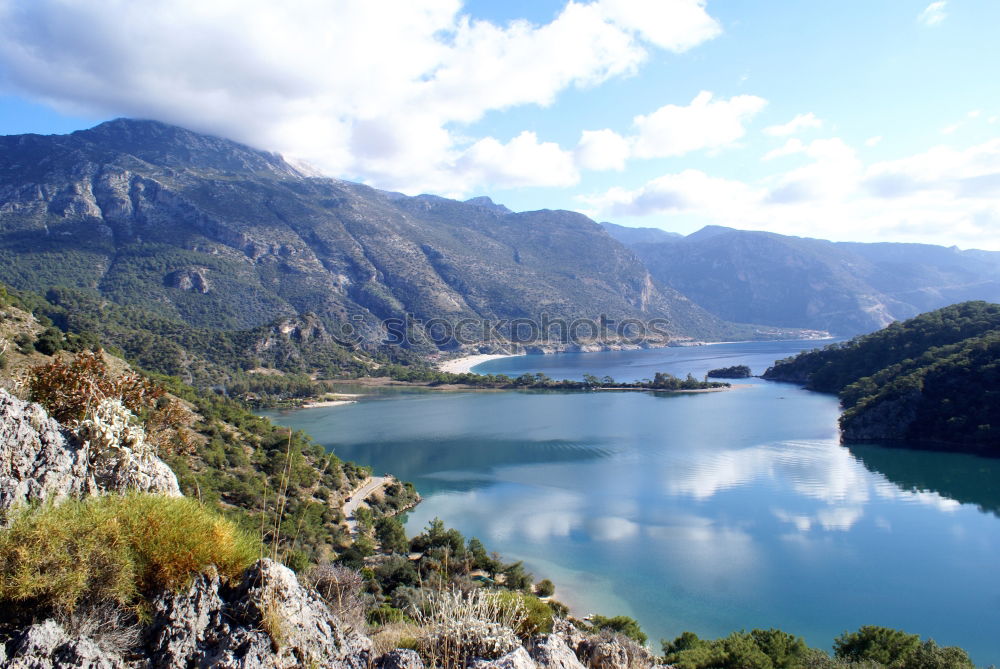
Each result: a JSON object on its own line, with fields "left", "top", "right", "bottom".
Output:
{"left": 377, "top": 649, "right": 425, "bottom": 669}
{"left": 470, "top": 646, "right": 538, "bottom": 669}
{"left": 0, "top": 390, "right": 180, "bottom": 522}
{"left": 146, "top": 558, "right": 372, "bottom": 668}
{"left": 2, "top": 619, "right": 128, "bottom": 669}
{"left": 529, "top": 634, "right": 587, "bottom": 669}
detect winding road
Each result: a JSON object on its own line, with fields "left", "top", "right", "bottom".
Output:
{"left": 343, "top": 476, "right": 388, "bottom": 534}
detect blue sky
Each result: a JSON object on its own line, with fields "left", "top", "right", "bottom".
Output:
{"left": 1, "top": 0, "right": 999, "bottom": 248}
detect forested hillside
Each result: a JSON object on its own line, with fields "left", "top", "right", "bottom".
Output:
{"left": 764, "top": 302, "right": 1000, "bottom": 451}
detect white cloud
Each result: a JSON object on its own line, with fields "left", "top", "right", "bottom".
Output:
{"left": 762, "top": 138, "right": 804, "bottom": 161}
{"left": 0, "top": 0, "right": 721, "bottom": 195}
{"left": 585, "top": 137, "right": 1000, "bottom": 249}
{"left": 631, "top": 91, "right": 768, "bottom": 158}
{"left": 865, "top": 135, "right": 883, "bottom": 147}
{"left": 763, "top": 112, "right": 822, "bottom": 136}
{"left": 918, "top": 1, "right": 948, "bottom": 26}
{"left": 457, "top": 131, "right": 579, "bottom": 189}
{"left": 594, "top": 0, "right": 721, "bottom": 52}
{"left": 576, "top": 129, "right": 631, "bottom": 171}
{"left": 941, "top": 122, "right": 961, "bottom": 135}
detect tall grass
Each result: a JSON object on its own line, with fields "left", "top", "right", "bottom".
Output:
{"left": 0, "top": 493, "right": 260, "bottom": 615}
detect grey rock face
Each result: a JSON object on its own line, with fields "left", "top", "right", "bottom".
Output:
{"left": 529, "top": 634, "right": 587, "bottom": 669}
{"left": 0, "top": 390, "right": 180, "bottom": 522}
{"left": 377, "top": 648, "right": 425, "bottom": 669}
{"left": 3, "top": 619, "right": 128, "bottom": 669}
{"left": 146, "top": 558, "right": 372, "bottom": 669}
{"left": 470, "top": 646, "right": 538, "bottom": 669}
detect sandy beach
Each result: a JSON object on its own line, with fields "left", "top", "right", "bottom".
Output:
{"left": 300, "top": 393, "right": 363, "bottom": 408}
{"left": 437, "top": 353, "right": 516, "bottom": 374}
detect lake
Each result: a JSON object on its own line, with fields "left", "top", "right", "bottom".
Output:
{"left": 262, "top": 341, "right": 1000, "bottom": 664}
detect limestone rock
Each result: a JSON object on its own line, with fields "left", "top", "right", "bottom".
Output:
{"left": 146, "top": 558, "right": 372, "bottom": 668}
{"left": 377, "top": 648, "right": 425, "bottom": 669}
{"left": 579, "top": 639, "right": 629, "bottom": 669}
{"left": 470, "top": 646, "right": 538, "bottom": 669}
{"left": 529, "top": 634, "right": 587, "bottom": 669}
{"left": 3, "top": 619, "right": 127, "bottom": 669}
{"left": 0, "top": 390, "right": 180, "bottom": 523}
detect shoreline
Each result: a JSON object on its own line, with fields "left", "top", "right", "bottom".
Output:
{"left": 436, "top": 353, "right": 518, "bottom": 374}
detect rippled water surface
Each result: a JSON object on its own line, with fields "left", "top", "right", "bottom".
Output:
{"left": 262, "top": 342, "right": 1000, "bottom": 664}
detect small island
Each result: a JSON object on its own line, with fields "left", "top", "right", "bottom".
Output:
{"left": 706, "top": 364, "right": 752, "bottom": 379}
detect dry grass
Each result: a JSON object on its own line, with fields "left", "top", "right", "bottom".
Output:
{"left": 414, "top": 589, "right": 525, "bottom": 669}
{"left": 0, "top": 493, "right": 259, "bottom": 615}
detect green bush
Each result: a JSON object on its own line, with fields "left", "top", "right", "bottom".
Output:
{"left": 0, "top": 494, "right": 260, "bottom": 615}
{"left": 588, "top": 614, "right": 647, "bottom": 645}
{"left": 834, "top": 626, "right": 973, "bottom": 669}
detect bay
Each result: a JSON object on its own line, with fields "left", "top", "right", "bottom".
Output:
{"left": 262, "top": 341, "right": 1000, "bottom": 664}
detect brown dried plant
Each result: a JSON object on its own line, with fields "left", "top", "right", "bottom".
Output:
{"left": 28, "top": 350, "right": 163, "bottom": 425}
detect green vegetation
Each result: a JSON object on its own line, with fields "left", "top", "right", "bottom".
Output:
{"left": 706, "top": 364, "right": 752, "bottom": 378}
{"left": 386, "top": 364, "right": 729, "bottom": 392}
{"left": 586, "top": 615, "right": 648, "bottom": 645}
{"left": 0, "top": 494, "right": 259, "bottom": 615}
{"left": 764, "top": 302, "right": 1000, "bottom": 451}
{"left": 833, "top": 626, "right": 974, "bottom": 668}
{"left": 661, "top": 626, "right": 974, "bottom": 669}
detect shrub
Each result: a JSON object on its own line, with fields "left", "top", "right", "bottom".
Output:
{"left": 834, "top": 626, "right": 973, "bottom": 669}
{"left": 27, "top": 350, "right": 163, "bottom": 425}
{"left": 0, "top": 494, "right": 259, "bottom": 615}
{"left": 588, "top": 615, "right": 647, "bottom": 645}
{"left": 494, "top": 590, "right": 553, "bottom": 637}
{"left": 535, "top": 578, "right": 555, "bottom": 597}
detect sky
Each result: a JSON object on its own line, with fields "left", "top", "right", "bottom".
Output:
{"left": 1, "top": 0, "right": 999, "bottom": 249}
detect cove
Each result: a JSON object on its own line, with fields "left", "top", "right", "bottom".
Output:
{"left": 261, "top": 342, "right": 1000, "bottom": 664}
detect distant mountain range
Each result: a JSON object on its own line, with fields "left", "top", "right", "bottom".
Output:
{"left": 0, "top": 119, "right": 786, "bottom": 383}
{"left": 603, "top": 223, "right": 1000, "bottom": 335}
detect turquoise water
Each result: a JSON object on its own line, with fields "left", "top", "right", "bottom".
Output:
{"left": 262, "top": 342, "right": 1000, "bottom": 664}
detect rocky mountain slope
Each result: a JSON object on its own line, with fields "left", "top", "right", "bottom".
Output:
{"left": 606, "top": 224, "right": 1000, "bottom": 335}
{"left": 0, "top": 119, "right": 748, "bottom": 369}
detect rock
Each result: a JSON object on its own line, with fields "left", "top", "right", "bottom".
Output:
{"left": 3, "top": 619, "right": 127, "bottom": 669}
{"left": 470, "top": 646, "right": 538, "bottom": 669}
{"left": 529, "top": 634, "right": 587, "bottom": 669}
{"left": 377, "top": 648, "right": 425, "bottom": 669}
{"left": 0, "top": 390, "right": 90, "bottom": 520}
{"left": 146, "top": 558, "right": 372, "bottom": 668}
{"left": 0, "top": 390, "right": 180, "bottom": 523}
{"left": 580, "top": 638, "right": 629, "bottom": 669}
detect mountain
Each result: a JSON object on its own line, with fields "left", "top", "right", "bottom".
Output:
{"left": 600, "top": 222, "right": 682, "bottom": 246}
{"left": 622, "top": 226, "right": 1000, "bottom": 335}
{"left": 0, "top": 119, "right": 760, "bottom": 379}
{"left": 763, "top": 301, "right": 1000, "bottom": 452}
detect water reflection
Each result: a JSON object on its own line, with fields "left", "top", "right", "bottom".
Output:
{"left": 850, "top": 443, "right": 1000, "bottom": 517}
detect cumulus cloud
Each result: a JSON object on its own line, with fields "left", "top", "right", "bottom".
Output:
{"left": 575, "top": 129, "right": 631, "bottom": 171}
{"left": 763, "top": 112, "right": 822, "bottom": 136}
{"left": 0, "top": 0, "right": 721, "bottom": 195}
{"left": 456, "top": 131, "right": 579, "bottom": 189}
{"left": 584, "top": 136, "right": 1000, "bottom": 249}
{"left": 631, "top": 90, "right": 767, "bottom": 158}
{"left": 918, "top": 1, "right": 948, "bottom": 26}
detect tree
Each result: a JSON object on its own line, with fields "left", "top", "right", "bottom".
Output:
{"left": 375, "top": 515, "right": 409, "bottom": 554}
{"left": 588, "top": 615, "right": 647, "bottom": 645}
